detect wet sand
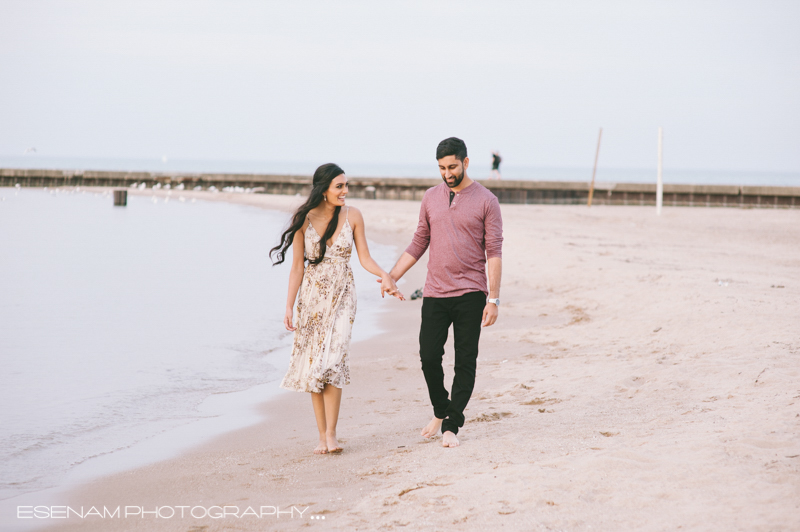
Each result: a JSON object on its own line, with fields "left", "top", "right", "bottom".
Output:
{"left": 28, "top": 190, "right": 800, "bottom": 531}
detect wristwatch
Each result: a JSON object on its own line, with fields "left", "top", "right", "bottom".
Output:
{"left": 487, "top": 298, "right": 500, "bottom": 307}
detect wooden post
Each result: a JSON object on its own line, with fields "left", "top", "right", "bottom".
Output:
{"left": 656, "top": 127, "right": 663, "bottom": 215}
{"left": 113, "top": 190, "right": 127, "bottom": 206}
{"left": 588, "top": 128, "right": 602, "bottom": 207}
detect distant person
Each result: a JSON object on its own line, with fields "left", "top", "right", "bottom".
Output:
{"left": 387, "top": 137, "right": 503, "bottom": 448}
{"left": 270, "top": 163, "right": 404, "bottom": 455}
{"left": 491, "top": 150, "right": 502, "bottom": 180}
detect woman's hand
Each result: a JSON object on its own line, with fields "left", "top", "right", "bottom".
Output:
{"left": 380, "top": 274, "right": 405, "bottom": 301}
{"left": 284, "top": 308, "right": 296, "bottom": 331}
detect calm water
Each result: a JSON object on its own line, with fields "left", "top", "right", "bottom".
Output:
{"left": 2, "top": 156, "right": 799, "bottom": 186}
{"left": 0, "top": 188, "right": 394, "bottom": 502}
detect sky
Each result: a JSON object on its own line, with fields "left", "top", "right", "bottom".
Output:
{"left": 1, "top": 0, "right": 798, "bottom": 173}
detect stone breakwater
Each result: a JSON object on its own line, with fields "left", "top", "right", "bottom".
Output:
{"left": 2, "top": 168, "right": 799, "bottom": 208}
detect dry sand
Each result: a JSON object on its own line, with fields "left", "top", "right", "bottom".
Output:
{"left": 32, "top": 190, "right": 800, "bottom": 531}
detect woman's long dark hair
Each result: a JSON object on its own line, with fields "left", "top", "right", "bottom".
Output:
{"left": 270, "top": 163, "right": 344, "bottom": 266}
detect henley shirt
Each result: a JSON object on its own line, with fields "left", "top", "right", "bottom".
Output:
{"left": 405, "top": 181, "right": 503, "bottom": 298}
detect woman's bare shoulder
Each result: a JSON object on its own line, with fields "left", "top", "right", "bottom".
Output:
{"left": 297, "top": 217, "right": 310, "bottom": 236}
{"left": 347, "top": 205, "right": 365, "bottom": 223}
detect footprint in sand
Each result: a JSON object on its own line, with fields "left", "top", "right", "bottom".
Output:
{"left": 522, "top": 397, "right": 562, "bottom": 406}
{"left": 471, "top": 412, "right": 514, "bottom": 422}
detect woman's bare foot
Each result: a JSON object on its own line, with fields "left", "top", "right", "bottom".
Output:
{"left": 313, "top": 441, "right": 328, "bottom": 454}
{"left": 421, "top": 417, "right": 443, "bottom": 439}
{"left": 442, "top": 431, "right": 460, "bottom": 448}
{"left": 326, "top": 433, "right": 342, "bottom": 453}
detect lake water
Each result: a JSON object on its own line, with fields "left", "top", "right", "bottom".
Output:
{"left": 0, "top": 187, "right": 395, "bottom": 504}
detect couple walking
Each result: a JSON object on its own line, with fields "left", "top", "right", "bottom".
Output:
{"left": 270, "top": 137, "right": 503, "bottom": 453}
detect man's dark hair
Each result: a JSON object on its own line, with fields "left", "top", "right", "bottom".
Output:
{"left": 436, "top": 137, "right": 468, "bottom": 162}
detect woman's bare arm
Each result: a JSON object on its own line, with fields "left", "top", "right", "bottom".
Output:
{"left": 349, "top": 208, "right": 404, "bottom": 300}
{"left": 283, "top": 225, "right": 307, "bottom": 330}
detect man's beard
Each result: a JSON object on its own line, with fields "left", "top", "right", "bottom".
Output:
{"left": 443, "top": 169, "right": 464, "bottom": 188}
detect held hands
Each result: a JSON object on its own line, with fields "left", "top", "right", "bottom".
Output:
{"left": 283, "top": 308, "right": 296, "bottom": 331}
{"left": 378, "top": 274, "right": 405, "bottom": 300}
{"left": 482, "top": 302, "right": 499, "bottom": 327}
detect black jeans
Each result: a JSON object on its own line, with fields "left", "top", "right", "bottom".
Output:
{"left": 419, "top": 291, "right": 485, "bottom": 435}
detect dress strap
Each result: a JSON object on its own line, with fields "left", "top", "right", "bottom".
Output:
{"left": 345, "top": 206, "right": 350, "bottom": 222}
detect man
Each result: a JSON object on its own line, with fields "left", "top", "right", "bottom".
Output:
{"left": 491, "top": 150, "right": 502, "bottom": 180}
{"left": 387, "top": 137, "right": 503, "bottom": 448}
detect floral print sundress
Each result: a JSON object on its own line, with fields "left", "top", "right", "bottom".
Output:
{"left": 280, "top": 208, "right": 356, "bottom": 393}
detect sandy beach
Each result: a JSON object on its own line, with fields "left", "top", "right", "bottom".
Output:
{"left": 24, "top": 189, "right": 800, "bottom": 531}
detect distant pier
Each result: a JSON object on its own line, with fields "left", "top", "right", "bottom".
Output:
{"left": 1, "top": 168, "right": 798, "bottom": 208}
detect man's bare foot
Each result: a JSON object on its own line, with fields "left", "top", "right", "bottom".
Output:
{"left": 442, "top": 431, "right": 460, "bottom": 448}
{"left": 326, "top": 433, "right": 342, "bottom": 453}
{"left": 421, "top": 417, "right": 443, "bottom": 439}
{"left": 313, "top": 441, "right": 328, "bottom": 454}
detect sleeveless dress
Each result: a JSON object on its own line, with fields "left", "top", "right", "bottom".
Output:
{"left": 280, "top": 208, "right": 356, "bottom": 393}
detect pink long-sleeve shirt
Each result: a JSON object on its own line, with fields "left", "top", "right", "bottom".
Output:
{"left": 405, "top": 181, "right": 503, "bottom": 298}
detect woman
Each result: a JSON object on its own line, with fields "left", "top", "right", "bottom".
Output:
{"left": 270, "top": 163, "right": 403, "bottom": 455}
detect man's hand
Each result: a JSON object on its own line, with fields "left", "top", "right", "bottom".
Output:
{"left": 482, "top": 302, "right": 498, "bottom": 327}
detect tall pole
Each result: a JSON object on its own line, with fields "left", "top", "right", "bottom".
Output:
{"left": 656, "top": 126, "right": 663, "bottom": 215}
{"left": 588, "top": 127, "right": 602, "bottom": 207}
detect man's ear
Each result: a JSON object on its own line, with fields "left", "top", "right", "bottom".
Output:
{"left": 463, "top": 157, "right": 470, "bottom": 170}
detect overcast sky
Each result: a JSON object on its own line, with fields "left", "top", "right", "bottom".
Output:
{"left": 1, "top": 0, "right": 798, "bottom": 172}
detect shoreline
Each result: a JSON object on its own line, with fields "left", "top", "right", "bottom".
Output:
{"left": 0, "top": 188, "right": 405, "bottom": 528}
{"left": 4, "top": 191, "right": 800, "bottom": 531}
